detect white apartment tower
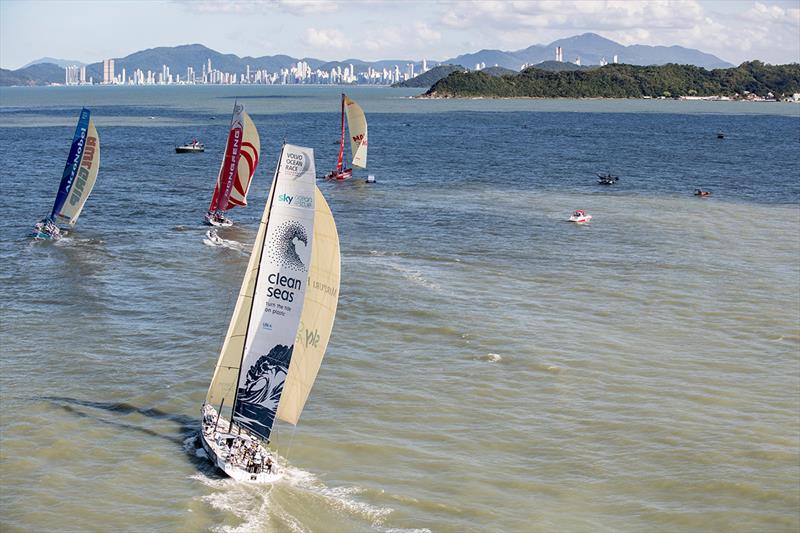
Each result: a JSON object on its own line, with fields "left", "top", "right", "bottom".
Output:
{"left": 555, "top": 47, "right": 563, "bottom": 62}
{"left": 103, "top": 59, "right": 115, "bottom": 84}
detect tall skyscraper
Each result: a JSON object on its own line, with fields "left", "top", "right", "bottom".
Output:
{"left": 103, "top": 59, "right": 115, "bottom": 84}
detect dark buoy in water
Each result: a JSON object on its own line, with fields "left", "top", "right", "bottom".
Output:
{"left": 366, "top": 174, "right": 376, "bottom": 184}
{"left": 717, "top": 132, "right": 725, "bottom": 139}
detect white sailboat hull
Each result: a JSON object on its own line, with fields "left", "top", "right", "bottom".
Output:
{"left": 200, "top": 405, "right": 283, "bottom": 484}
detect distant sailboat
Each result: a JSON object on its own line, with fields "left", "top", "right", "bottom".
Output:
{"left": 33, "top": 108, "right": 100, "bottom": 240}
{"left": 201, "top": 143, "right": 341, "bottom": 483}
{"left": 204, "top": 102, "right": 260, "bottom": 227}
{"left": 324, "top": 93, "right": 367, "bottom": 180}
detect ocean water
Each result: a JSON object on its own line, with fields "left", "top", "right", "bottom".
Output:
{"left": 1, "top": 86, "right": 799, "bottom": 532}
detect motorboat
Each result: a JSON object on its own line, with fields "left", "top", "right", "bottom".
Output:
{"left": 176, "top": 140, "right": 205, "bottom": 153}
{"left": 597, "top": 173, "right": 619, "bottom": 185}
{"left": 569, "top": 210, "right": 592, "bottom": 223}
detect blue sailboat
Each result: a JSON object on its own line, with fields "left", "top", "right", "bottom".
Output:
{"left": 33, "top": 108, "right": 100, "bottom": 240}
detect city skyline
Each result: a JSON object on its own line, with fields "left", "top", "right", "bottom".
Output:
{"left": 1, "top": 0, "right": 799, "bottom": 71}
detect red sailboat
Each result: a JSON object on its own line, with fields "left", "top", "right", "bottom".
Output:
{"left": 205, "top": 102, "right": 261, "bottom": 226}
{"left": 324, "top": 93, "right": 368, "bottom": 180}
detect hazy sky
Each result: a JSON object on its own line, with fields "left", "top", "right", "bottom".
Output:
{"left": 1, "top": 0, "right": 798, "bottom": 69}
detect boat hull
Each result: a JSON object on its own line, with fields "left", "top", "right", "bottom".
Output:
{"left": 324, "top": 168, "right": 353, "bottom": 180}
{"left": 203, "top": 213, "right": 233, "bottom": 227}
{"left": 200, "top": 406, "right": 282, "bottom": 484}
{"left": 176, "top": 145, "right": 205, "bottom": 153}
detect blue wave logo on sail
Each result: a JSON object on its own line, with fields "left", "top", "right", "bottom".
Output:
{"left": 233, "top": 344, "right": 293, "bottom": 441}
{"left": 277, "top": 193, "right": 312, "bottom": 208}
{"left": 267, "top": 220, "right": 308, "bottom": 271}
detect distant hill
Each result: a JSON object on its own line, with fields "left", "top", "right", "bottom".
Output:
{"left": 425, "top": 61, "right": 800, "bottom": 99}
{"left": 444, "top": 32, "right": 733, "bottom": 70}
{"left": 529, "top": 61, "right": 592, "bottom": 72}
{"left": 0, "top": 63, "right": 64, "bottom": 86}
{"left": 482, "top": 66, "right": 517, "bottom": 77}
{"left": 393, "top": 64, "right": 465, "bottom": 88}
{"left": 21, "top": 57, "right": 86, "bottom": 69}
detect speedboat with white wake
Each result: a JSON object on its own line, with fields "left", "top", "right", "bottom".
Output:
{"left": 200, "top": 143, "right": 341, "bottom": 484}
{"left": 569, "top": 210, "right": 592, "bottom": 223}
{"left": 203, "top": 101, "right": 260, "bottom": 226}
{"left": 176, "top": 139, "right": 205, "bottom": 153}
{"left": 33, "top": 108, "right": 100, "bottom": 241}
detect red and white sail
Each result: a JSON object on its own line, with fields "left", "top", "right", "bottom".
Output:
{"left": 209, "top": 103, "right": 260, "bottom": 212}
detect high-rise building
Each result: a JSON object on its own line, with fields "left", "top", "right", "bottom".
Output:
{"left": 555, "top": 47, "right": 563, "bottom": 62}
{"left": 103, "top": 59, "right": 115, "bottom": 84}
{"left": 65, "top": 65, "right": 80, "bottom": 85}
{"left": 613, "top": 54, "right": 619, "bottom": 64}
{"left": 80, "top": 65, "right": 86, "bottom": 84}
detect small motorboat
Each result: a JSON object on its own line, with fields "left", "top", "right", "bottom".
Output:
{"left": 597, "top": 173, "right": 619, "bottom": 185}
{"left": 569, "top": 210, "right": 592, "bottom": 223}
{"left": 694, "top": 189, "right": 712, "bottom": 197}
{"left": 716, "top": 132, "right": 725, "bottom": 139}
{"left": 365, "top": 174, "right": 376, "bottom": 184}
{"left": 176, "top": 140, "right": 205, "bottom": 153}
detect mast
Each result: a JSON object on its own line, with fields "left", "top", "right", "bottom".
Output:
{"left": 230, "top": 143, "right": 286, "bottom": 432}
{"left": 336, "top": 93, "right": 345, "bottom": 173}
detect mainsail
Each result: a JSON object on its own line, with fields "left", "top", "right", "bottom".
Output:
{"left": 209, "top": 103, "right": 260, "bottom": 213}
{"left": 277, "top": 186, "right": 340, "bottom": 424}
{"left": 206, "top": 143, "right": 339, "bottom": 443}
{"left": 344, "top": 95, "right": 368, "bottom": 169}
{"left": 51, "top": 109, "right": 100, "bottom": 226}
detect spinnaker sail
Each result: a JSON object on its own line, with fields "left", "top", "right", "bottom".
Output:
{"left": 206, "top": 102, "right": 260, "bottom": 224}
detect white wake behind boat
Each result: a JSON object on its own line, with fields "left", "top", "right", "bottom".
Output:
{"left": 201, "top": 143, "right": 341, "bottom": 483}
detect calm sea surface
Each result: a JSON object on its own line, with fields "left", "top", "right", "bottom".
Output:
{"left": 1, "top": 86, "right": 799, "bottom": 532}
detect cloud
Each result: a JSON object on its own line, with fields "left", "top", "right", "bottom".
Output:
{"left": 435, "top": 0, "right": 800, "bottom": 64}
{"left": 184, "top": 0, "right": 337, "bottom": 15}
{"left": 305, "top": 28, "right": 349, "bottom": 51}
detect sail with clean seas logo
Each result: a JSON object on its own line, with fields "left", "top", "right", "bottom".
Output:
{"left": 32, "top": 108, "right": 100, "bottom": 240}
{"left": 204, "top": 102, "right": 260, "bottom": 226}
{"left": 201, "top": 143, "right": 341, "bottom": 483}
{"left": 324, "top": 93, "right": 368, "bottom": 180}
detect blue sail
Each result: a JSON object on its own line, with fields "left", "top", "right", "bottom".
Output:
{"left": 50, "top": 109, "right": 91, "bottom": 219}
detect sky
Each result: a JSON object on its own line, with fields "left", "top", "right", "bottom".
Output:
{"left": 1, "top": 0, "right": 799, "bottom": 69}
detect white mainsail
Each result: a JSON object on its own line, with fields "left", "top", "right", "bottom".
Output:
{"left": 344, "top": 95, "right": 368, "bottom": 169}
{"left": 277, "top": 186, "right": 341, "bottom": 424}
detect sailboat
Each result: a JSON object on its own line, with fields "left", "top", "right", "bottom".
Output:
{"left": 201, "top": 143, "right": 341, "bottom": 483}
{"left": 324, "top": 93, "right": 368, "bottom": 180}
{"left": 33, "top": 108, "right": 100, "bottom": 240}
{"left": 204, "top": 102, "right": 260, "bottom": 227}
